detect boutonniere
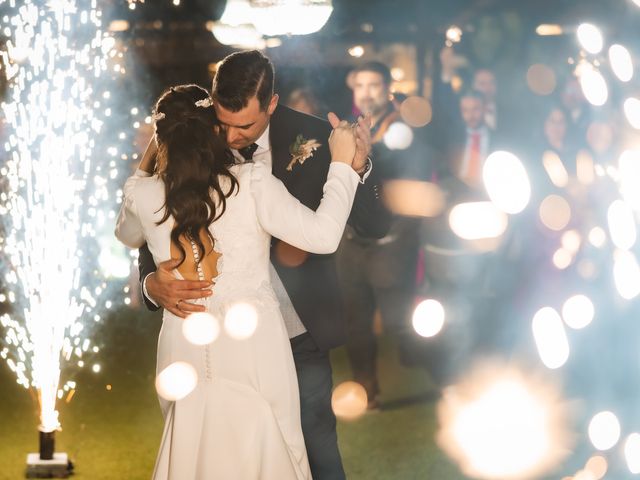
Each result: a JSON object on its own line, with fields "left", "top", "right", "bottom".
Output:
{"left": 287, "top": 134, "right": 321, "bottom": 171}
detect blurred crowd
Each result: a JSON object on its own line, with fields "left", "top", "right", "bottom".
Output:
{"left": 274, "top": 46, "right": 638, "bottom": 410}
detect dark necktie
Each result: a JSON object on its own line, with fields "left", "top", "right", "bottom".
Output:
{"left": 238, "top": 143, "right": 259, "bottom": 162}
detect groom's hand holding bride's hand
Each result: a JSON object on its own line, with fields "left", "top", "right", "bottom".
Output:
{"left": 147, "top": 259, "right": 213, "bottom": 318}
{"left": 328, "top": 115, "right": 357, "bottom": 167}
{"left": 327, "top": 112, "right": 372, "bottom": 175}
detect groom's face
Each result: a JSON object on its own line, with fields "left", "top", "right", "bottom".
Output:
{"left": 214, "top": 94, "right": 278, "bottom": 150}
{"left": 353, "top": 71, "right": 389, "bottom": 118}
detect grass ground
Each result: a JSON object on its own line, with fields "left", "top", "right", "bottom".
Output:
{"left": 0, "top": 306, "right": 467, "bottom": 480}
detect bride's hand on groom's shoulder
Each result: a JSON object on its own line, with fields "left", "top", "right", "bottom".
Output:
{"left": 327, "top": 112, "right": 357, "bottom": 168}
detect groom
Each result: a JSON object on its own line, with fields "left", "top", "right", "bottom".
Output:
{"left": 138, "top": 50, "right": 390, "bottom": 479}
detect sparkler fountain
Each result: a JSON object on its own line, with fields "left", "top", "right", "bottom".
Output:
{"left": 0, "top": 0, "right": 118, "bottom": 476}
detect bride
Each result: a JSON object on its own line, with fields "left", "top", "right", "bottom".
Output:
{"left": 115, "top": 84, "right": 360, "bottom": 479}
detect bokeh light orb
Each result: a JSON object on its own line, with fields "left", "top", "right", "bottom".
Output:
{"left": 588, "top": 227, "right": 607, "bottom": 248}
{"left": 588, "top": 411, "right": 620, "bottom": 451}
{"left": 539, "top": 195, "right": 571, "bottom": 231}
{"left": 553, "top": 249, "right": 573, "bottom": 270}
{"left": 224, "top": 303, "right": 259, "bottom": 340}
{"left": 618, "top": 149, "right": 640, "bottom": 210}
{"left": 437, "top": 365, "right": 571, "bottom": 480}
{"left": 613, "top": 249, "right": 640, "bottom": 299}
{"left": 532, "top": 307, "right": 570, "bottom": 369}
{"left": 449, "top": 202, "right": 508, "bottom": 240}
{"left": 576, "top": 150, "right": 595, "bottom": 185}
{"left": 586, "top": 123, "right": 613, "bottom": 156}
{"left": 623, "top": 98, "right": 640, "bottom": 130}
{"left": 542, "top": 151, "right": 569, "bottom": 188}
{"left": 382, "top": 180, "right": 445, "bottom": 217}
{"left": 483, "top": 151, "right": 531, "bottom": 214}
{"left": 383, "top": 122, "right": 414, "bottom": 150}
{"left": 331, "top": 381, "right": 368, "bottom": 420}
{"left": 578, "top": 64, "right": 608, "bottom": 106}
{"left": 156, "top": 361, "right": 198, "bottom": 401}
{"left": 275, "top": 241, "right": 309, "bottom": 267}
{"left": 412, "top": 299, "right": 445, "bottom": 337}
{"left": 624, "top": 433, "right": 640, "bottom": 474}
{"left": 182, "top": 312, "right": 220, "bottom": 345}
{"left": 577, "top": 23, "right": 603, "bottom": 54}
{"left": 607, "top": 200, "right": 636, "bottom": 250}
{"left": 526, "top": 64, "right": 556, "bottom": 96}
{"left": 399, "top": 96, "right": 432, "bottom": 127}
{"left": 561, "top": 230, "right": 581, "bottom": 254}
{"left": 562, "top": 295, "right": 594, "bottom": 330}
{"left": 584, "top": 455, "right": 608, "bottom": 479}
{"left": 609, "top": 44, "right": 633, "bottom": 82}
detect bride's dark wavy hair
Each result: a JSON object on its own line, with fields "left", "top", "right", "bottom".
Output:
{"left": 153, "top": 84, "right": 238, "bottom": 268}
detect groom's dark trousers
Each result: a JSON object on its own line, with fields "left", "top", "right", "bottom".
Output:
{"left": 291, "top": 332, "right": 344, "bottom": 479}
{"left": 138, "top": 106, "right": 391, "bottom": 480}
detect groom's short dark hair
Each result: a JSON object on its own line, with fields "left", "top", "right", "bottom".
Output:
{"left": 353, "top": 61, "right": 392, "bottom": 86}
{"left": 212, "top": 50, "right": 274, "bottom": 112}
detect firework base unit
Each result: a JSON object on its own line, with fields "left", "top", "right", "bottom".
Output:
{"left": 26, "top": 453, "right": 73, "bottom": 478}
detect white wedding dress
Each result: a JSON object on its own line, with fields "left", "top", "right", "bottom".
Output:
{"left": 115, "top": 161, "right": 359, "bottom": 480}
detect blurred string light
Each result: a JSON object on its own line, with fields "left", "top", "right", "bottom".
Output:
{"left": 483, "top": 151, "right": 531, "bottom": 214}
{"left": 608, "top": 44, "right": 633, "bottom": 82}
{"left": 532, "top": 307, "right": 570, "bottom": 369}
{"left": 588, "top": 411, "right": 621, "bottom": 451}
{"left": 437, "top": 364, "right": 572, "bottom": 480}
{"left": 0, "top": 0, "right": 122, "bottom": 433}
